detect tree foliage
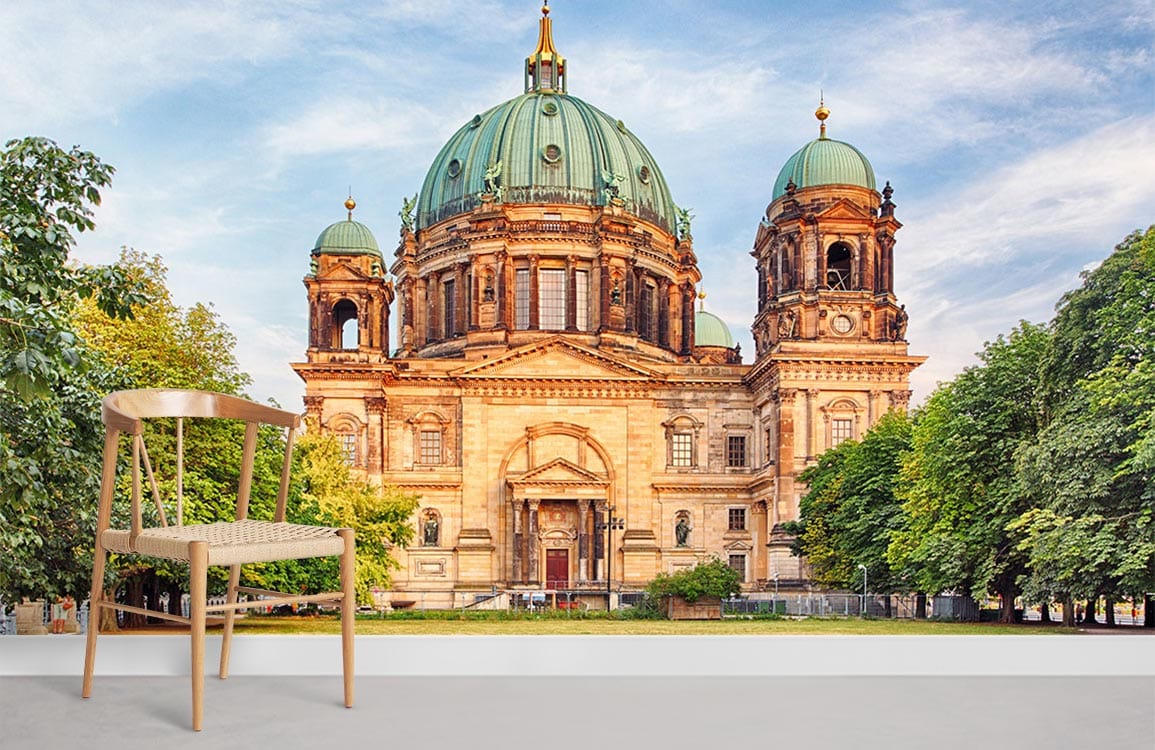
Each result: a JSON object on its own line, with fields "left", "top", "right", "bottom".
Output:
{"left": 0, "top": 138, "right": 145, "bottom": 603}
{"left": 646, "top": 557, "right": 742, "bottom": 603}
{"left": 294, "top": 432, "right": 419, "bottom": 604}
{"left": 1013, "top": 228, "right": 1155, "bottom": 605}
{"left": 788, "top": 411, "right": 911, "bottom": 592}
{"left": 888, "top": 322, "right": 1049, "bottom": 619}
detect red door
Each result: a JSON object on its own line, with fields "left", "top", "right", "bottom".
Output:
{"left": 546, "top": 549, "right": 569, "bottom": 590}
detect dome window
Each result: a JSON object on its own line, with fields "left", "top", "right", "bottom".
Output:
{"left": 541, "top": 144, "right": 563, "bottom": 164}
{"left": 447, "top": 159, "right": 462, "bottom": 178}
{"left": 469, "top": 114, "right": 482, "bottom": 129}
{"left": 541, "top": 99, "right": 559, "bottom": 116}
{"left": 638, "top": 165, "right": 651, "bottom": 184}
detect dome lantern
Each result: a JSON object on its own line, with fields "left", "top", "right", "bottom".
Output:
{"left": 526, "top": 2, "right": 566, "bottom": 94}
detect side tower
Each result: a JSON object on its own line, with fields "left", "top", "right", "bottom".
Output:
{"left": 296, "top": 198, "right": 395, "bottom": 463}
{"left": 747, "top": 103, "right": 924, "bottom": 581}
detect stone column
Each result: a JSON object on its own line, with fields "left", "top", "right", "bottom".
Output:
{"left": 682, "top": 283, "right": 695, "bottom": 355}
{"left": 657, "top": 277, "right": 670, "bottom": 349}
{"left": 868, "top": 389, "right": 883, "bottom": 427}
{"left": 578, "top": 500, "right": 590, "bottom": 582}
{"left": 495, "top": 250, "right": 508, "bottom": 330}
{"left": 510, "top": 498, "right": 523, "bottom": 584}
{"left": 526, "top": 499, "right": 540, "bottom": 584}
{"left": 775, "top": 388, "right": 797, "bottom": 525}
{"left": 565, "top": 255, "right": 578, "bottom": 331}
{"left": 528, "top": 254, "right": 540, "bottom": 330}
{"left": 365, "top": 397, "right": 387, "bottom": 475}
{"left": 593, "top": 504, "right": 606, "bottom": 581}
{"left": 805, "top": 389, "right": 818, "bottom": 461}
{"left": 455, "top": 261, "right": 468, "bottom": 336}
{"left": 599, "top": 256, "right": 615, "bottom": 332}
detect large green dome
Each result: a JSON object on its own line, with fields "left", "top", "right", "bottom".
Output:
{"left": 416, "top": 91, "right": 677, "bottom": 232}
{"left": 694, "top": 308, "right": 734, "bottom": 348}
{"left": 772, "top": 136, "right": 876, "bottom": 200}
{"left": 312, "top": 217, "right": 381, "bottom": 257}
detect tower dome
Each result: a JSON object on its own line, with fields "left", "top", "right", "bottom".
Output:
{"left": 312, "top": 198, "right": 381, "bottom": 257}
{"left": 415, "top": 6, "right": 675, "bottom": 232}
{"left": 771, "top": 103, "right": 876, "bottom": 200}
{"left": 694, "top": 308, "right": 734, "bottom": 348}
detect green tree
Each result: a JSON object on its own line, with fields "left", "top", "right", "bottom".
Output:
{"left": 1014, "top": 228, "right": 1155, "bottom": 623}
{"left": 73, "top": 248, "right": 293, "bottom": 620}
{"left": 787, "top": 411, "right": 912, "bottom": 603}
{"left": 0, "top": 137, "right": 144, "bottom": 603}
{"left": 295, "top": 432, "right": 419, "bottom": 604}
{"left": 889, "top": 322, "right": 1050, "bottom": 622}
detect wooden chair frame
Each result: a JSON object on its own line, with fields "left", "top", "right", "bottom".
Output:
{"left": 81, "top": 389, "right": 355, "bottom": 731}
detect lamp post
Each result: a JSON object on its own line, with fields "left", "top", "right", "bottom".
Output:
{"left": 858, "top": 563, "right": 868, "bottom": 617}
{"left": 596, "top": 506, "right": 625, "bottom": 611}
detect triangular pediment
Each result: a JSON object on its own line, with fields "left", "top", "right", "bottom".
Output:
{"left": 509, "top": 457, "right": 609, "bottom": 487}
{"left": 453, "top": 337, "right": 661, "bottom": 381}
{"left": 816, "top": 199, "right": 871, "bottom": 221}
{"left": 316, "top": 263, "right": 372, "bottom": 282}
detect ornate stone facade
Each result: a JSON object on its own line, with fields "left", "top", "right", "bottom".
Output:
{"left": 290, "top": 9, "right": 923, "bottom": 606}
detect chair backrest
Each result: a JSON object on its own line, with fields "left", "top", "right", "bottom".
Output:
{"left": 98, "top": 390, "right": 302, "bottom": 546}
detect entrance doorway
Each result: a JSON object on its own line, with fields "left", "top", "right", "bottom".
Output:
{"left": 545, "top": 549, "right": 569, "bottom": 589}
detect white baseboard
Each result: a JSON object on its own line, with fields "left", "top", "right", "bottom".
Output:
{"left": 2, "top": 634, "right": 1152, "bottom": 677}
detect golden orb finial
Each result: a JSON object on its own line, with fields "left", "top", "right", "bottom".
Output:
{"left": 345, "top": 195, "right": 356, "bottom": 220}
{"left": 542, "top": 1, "right": 549, "bottom": 15}
{"left": 816, "top": 95, "right": 830, "bottom": 138}
{"left": 698, "top": 290, "right": 706, "bottom": 310}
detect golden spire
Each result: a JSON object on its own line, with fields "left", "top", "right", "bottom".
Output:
{"left": 526, "top": 1, "right": 566, "bottom": 93}
{"left": 345, "top": 194, "right": 356, "bottom": 221}
{"left": 698, "top": 290, "right": 706, "bottom": 311}
{"left": 816, "top": 94, "right": 830, "bottom": 139}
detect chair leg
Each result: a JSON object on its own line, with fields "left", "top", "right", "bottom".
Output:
{"left": 189, "top": 541, "right": 209, "bottom": 732}
{"left": 338, "top": 528, "right": 356, "bottom": 708}
{"left": 81, "top": 543, "right": 107, "bottom": 698}
{"left": 219, "top": 564, "right": 241, "bottom": 679}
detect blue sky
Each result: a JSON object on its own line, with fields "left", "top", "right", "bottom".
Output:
{"left": 4, "top": 0, "right": 1153, "bottom": 409}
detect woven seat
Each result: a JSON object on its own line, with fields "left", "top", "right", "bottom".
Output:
{"left": 82, "top": 389, "right": 356, "bottom": 731}
{"left": 102, "top": 520, "right": 347, "bottom": 566}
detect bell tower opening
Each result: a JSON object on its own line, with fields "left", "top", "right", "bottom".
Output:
{"left": 333, "top": 299, "right": 359, "bottom": 349}
{"left": 825, "top": 242, "right": 853, "bottom": 290}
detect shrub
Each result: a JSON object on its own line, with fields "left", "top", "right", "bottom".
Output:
{"left": 646, "top": 557, "right": 743, "bottom": 603}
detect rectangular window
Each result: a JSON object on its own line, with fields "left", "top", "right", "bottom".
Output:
{"left": 443, "top": 279, "right": 456, "bottom": 339}
{"left": 638, "top": 284, "right": 654, "bottom": 341}
{"left": 670, "top": 433, "right": 693, "bottom": 467}
{"left": 728, "top": 554, "right": 747, "bottom": 582}
{"left": 539, "top": 268, "right": 566, "bottom": 330}
{"left": 339, "top": 433, "right": 356, "bottom": 466}
{"left": 727, "top": 435, "right": 747, "bottom": 468}
{"left": 765, "top": 427, "right": 774, "bottom": 466}
{"left": 832, "top": 418, "right": 853, "bottom": 447}
{"left": 728, "top": 507, "right": 746, "bottom": 531}
{"left": 515, "top": 269, "right": 530, "bottom": 330}
{"left": 418, "top": 430, "right": 442, "bottom": 465}
{"left": 575, "top": 269, "right": 589, "bottom": 331}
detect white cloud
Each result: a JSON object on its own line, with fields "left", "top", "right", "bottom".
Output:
{"left": 0, "top": 2, "right": 312, "bottom": 127}
{"left": 901, "top": 116, "right": 1155, "bottom": 277}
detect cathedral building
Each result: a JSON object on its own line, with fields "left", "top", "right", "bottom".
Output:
{"left": 291, "top": 5, "right": 924, "bottom": 607}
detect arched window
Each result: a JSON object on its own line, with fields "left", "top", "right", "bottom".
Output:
{"left": 662, "top": 415, "right": 702, "bottom": 469}
{"left": 821, "top": 398, "right": 863, "bottom": 449}
{"left": 332, "top": 299, "right": 359, "bottom": 349}
{"left": 326, "top": 413, "right": 362, "bottom": 467}
{"left": 408, "top": 411, "right": 451, "bottom": 467}
{"left": 826, "top": 243, "right": 853, "bottom": 290}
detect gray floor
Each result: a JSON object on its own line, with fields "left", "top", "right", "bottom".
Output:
{"left": 5, "top": 676, "right": 1153, "bottom": 749}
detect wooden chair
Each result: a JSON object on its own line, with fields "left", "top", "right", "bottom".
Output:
{"left": 81, "top": 389, "right": 355, "bottom": 731}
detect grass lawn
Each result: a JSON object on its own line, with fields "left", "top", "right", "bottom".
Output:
{"left": 214, "top": 613, "right": 1078, "bottom": 636}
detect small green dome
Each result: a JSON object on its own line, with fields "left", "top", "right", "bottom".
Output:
{"left": 312, "top": 218, "right": 381, "bottom": 257}
{"left": 417, "top": 92, "right": 676, "bottom": 232}
{"left": 772, "top": 136, "right": 876, "bottom": 200}
{"left": 695, "top": 309, "right": 734, "bottom": 348}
